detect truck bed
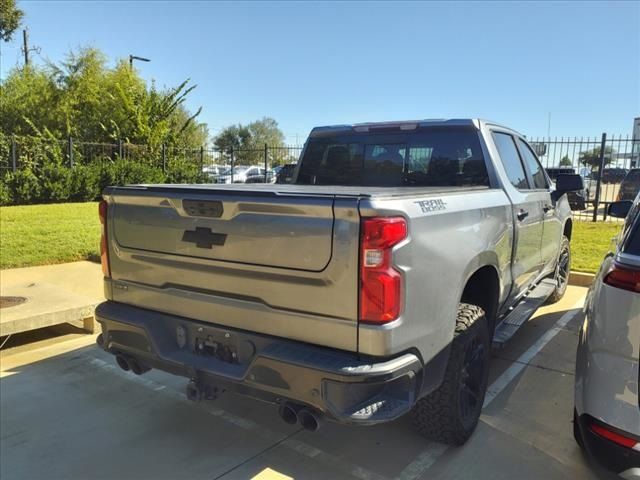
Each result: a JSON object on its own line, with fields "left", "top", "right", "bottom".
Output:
{"left": 106, "top": 183, "right": 491, "bottom": 199}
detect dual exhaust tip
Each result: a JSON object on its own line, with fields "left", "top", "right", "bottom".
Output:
{"left": 115, "top": 353, "right": 150, "bottom": 376}
{"left": 279, "top": 402, "right": 322, "bottom": 432}
{"left": 113, "top": 350, "right": 320, "bottom": 431}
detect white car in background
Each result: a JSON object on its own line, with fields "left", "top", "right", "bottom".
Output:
{"left": 213, "top": 165, "right": 265, "bottom": 184}
{"left": 202, "top": 165, "right": 228, "bottom": 179}
{"left": 574, "top": 196, "right": 640, "bottom": 479}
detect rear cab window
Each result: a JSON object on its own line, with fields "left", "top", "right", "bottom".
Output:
{"left": 516, "top": 138, "right": 549, "bottom": 189}
{"left": 492, "top": 132, "right": 528, "bottom": 189}
{"left": 296, "top": 126, "right": 489, "bottom": 187}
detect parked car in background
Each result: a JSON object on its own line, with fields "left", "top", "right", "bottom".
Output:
{"left": 618, "top": 169, "right": 640, "bottom": 201}
{"left": 275, "top": 163, "right": 298, "bottom": 183}
{"left": 245, "top": 169, "right": 276, "bottom": 183}
{"left": 96, "top": 119, "right": 583, "bottom": 446}
{"left": 202, "top": 165, "right": 228, "bottom": 178}
{"left": 599, "top": 167, "right": 629, "bottom": 184}
{"left": 213, "top": 165, "right": 266, "bottom": 184}
{"left": 546, "top": 167, "right": 591, "bottom": 210}
{"left": 574, "top": 196, "right": 640, "bottom": 479}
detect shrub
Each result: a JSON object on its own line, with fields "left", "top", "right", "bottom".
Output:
{"left": 40, "top": 164, "right": 73, "bottom": 203}
{"left": 111, "top": 160, "right": 165, "bottom": 186}
{"left": 4, "top": 152, "right": 209, "bottom": 205}
{"left": 0, "top": 180, "right": 13, "bottom": 206}
{"left": 69, "top": 164, "right": 101, "bottom": 201}
{"left": 5, "top": 169, "right": 41, "bottom": 204}
{"left": 165, "top": 158, "right": 209, "bottom": 184}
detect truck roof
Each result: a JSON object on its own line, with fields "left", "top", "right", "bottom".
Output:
{"left": 309, "top": 118, "right": 520, "bottom": 137}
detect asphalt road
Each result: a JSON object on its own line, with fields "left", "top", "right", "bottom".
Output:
{"left": 0, "top": 286, "right": 617, "bottom": 480}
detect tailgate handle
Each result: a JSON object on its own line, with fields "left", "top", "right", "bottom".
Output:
{"left": 182, "top": 227, "right": 227, "bottom": 249}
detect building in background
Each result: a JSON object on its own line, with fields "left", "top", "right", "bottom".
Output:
{"left": 633, "top": 117, "right": 640, "bottom": 168}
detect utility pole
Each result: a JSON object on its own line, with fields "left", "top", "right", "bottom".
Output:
{"left": 21, "top": 29, "right": 40, "bottom": 67}
{"left": 22, "top": 29, "right": 29, "bottom": 66}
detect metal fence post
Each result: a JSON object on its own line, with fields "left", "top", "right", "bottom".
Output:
{"left": 118, "top": 139, "right": 123, "bottom": 159}
{"left": 264, "top": 143, "right": 268, "bottom": 182}
{"left": 161, "top": 144, "right": 167, "bottom": 172}
{"left": 230, "top": 147, "right": 235, "bottom": 183}
{"left": 592, "top": 133, "right": 607, "bottom": 222}
{"left": 68, "top": 136, "right": 74, "bottom": 168}
{"left": 200, "top": 145, "right": 204, "bottom": 170}
{"left": 11, "top": 135, "right": 17, "bottom": 172}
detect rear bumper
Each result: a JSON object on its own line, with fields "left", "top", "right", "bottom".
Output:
{"left": 95, "top": 301, "right": 424, "bottom": 425}
{"left": 574, "top": 411, "right": 640, "bottom": 478}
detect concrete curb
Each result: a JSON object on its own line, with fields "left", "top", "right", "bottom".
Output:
{"left": 569, "top": 271, "right": 595, "bottom": 288}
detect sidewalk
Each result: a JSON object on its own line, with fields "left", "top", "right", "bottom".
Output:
{"left": 0, "top": 261, "right": 104, "bottom": 338}
{"left": 0, "top": 261, "right": 104, "bottom": 302}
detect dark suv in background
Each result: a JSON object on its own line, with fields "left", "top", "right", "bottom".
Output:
{"left": 546, "top": 167, "right": 590, "bottom": 210}
{"left": 275, "top": 163, "right": 298, "bottom": 184}
{"left": 598, "top": 167, "right": 629, "bottom": 184}
{"left": 617, "top": 169, "right": 640, "bottom": 201}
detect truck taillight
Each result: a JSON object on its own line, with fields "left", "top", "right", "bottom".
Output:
{"left": 359, "top": 217, "right": 407, "bottom": 324}
{"left": 99, "top": 200, "right": 111, "bottom": 277}
{"left": 603, "top": 262, "right": 640, "bottom": 293}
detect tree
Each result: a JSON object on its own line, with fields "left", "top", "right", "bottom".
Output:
{"left": 0, "top": 47, "right": 207, "bottom": 148}
{"left": 579, "top": 146, "right": 615, "bottom": 170}
{"left": 214, "top": 117, "right": 285, "bottom": 164}
{"left": 213, "top": 124, "right": 251, "bottom": 155}
{"left": 559, "top": 155, "right": 572, "bottom": 167}
{"left": 0, "top": 0, "right": 23, "bottom": 42}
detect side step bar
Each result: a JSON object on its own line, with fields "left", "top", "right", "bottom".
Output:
{"left": 492, "top": 278, "right": 556, "bottom": 348}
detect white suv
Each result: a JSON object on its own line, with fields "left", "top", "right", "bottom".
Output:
{"left": 574, "top": 196, "right": 640, "bottom": 479}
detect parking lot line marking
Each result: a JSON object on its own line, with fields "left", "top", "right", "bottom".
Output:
{"left": 86, "top": 298, "right": 584, "bottom": 480}
{"left": 483, "top": 298, "right": 584, "bottom": 408}
{"left": 87, "top": 355, "right": 389, "bottom": 480}
{"left": 396, "top": 296, "right": 585, "bottom": 480}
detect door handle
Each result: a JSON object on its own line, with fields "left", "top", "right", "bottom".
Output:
{"left": 543, "top": 204, "right": 553, "bottom": 213}
{"left": 517, "top": 209, "right": 529, "bottom": 221}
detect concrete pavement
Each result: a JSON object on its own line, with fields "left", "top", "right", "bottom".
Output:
{"left": 0, "top": 261, "right": 104, "bottom": 302}
{"left": 0, "top": 285, "right": 617, "bottom": 480}
{"left": 0, "top": 261, "right": 103, "bottom": 340}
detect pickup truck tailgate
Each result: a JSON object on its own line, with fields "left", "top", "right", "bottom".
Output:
{"left": 103, "top": 185, "right": 360, "bottom": 351}
{"left": 111, "top": 189, "right": 333, "bottom": 271}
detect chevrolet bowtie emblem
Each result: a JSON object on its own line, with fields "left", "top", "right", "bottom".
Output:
{"left": 182, "top": 227, "right": 227, "bottom": 249}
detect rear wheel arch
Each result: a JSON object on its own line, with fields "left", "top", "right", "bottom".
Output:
{"left": 563, "top": 218, "right": 573, "bottom": 241}
{"left": 460, "top": 265, "right": 500, "bottom": 334}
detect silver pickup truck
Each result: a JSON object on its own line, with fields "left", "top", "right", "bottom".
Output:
{"left": 95, "top": 119, "right": 583, "bottom": 445}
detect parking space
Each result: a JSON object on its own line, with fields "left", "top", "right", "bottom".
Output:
{"left": 0, "top": 286, "right": 616, "bottom": 480}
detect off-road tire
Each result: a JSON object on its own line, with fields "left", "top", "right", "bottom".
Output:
{"left": 547, "top": 235, "right": 570, "bottom": 304}
{"left": 411, "top": 303, "right": 490, "bottom": 445}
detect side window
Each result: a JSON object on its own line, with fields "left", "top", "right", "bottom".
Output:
{"left": 517, "top": 138, "right": 548, "bottom": 189}
{"left": 493, "top": 132, "right": 528, "bottom": 189}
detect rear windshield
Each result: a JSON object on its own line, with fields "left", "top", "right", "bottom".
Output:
{"left": 296, "top": 127, "right": 488, "bottom": 187}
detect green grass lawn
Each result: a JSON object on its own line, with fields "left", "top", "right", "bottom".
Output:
{"left": 0, "top": 201, "right": 624, "bottom": 273}
{"left": 0, "top": 202, "right": 100, "bottom": 269}
{"left": 572, "top": 221, "right": 620, "bottom": 274}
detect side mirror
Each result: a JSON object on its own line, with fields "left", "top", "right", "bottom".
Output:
{"left": 555, "top": 173, "right": 583, "bottom": 192}
{"left": 608, "top": 200, "right": 633, "bottom": 219}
